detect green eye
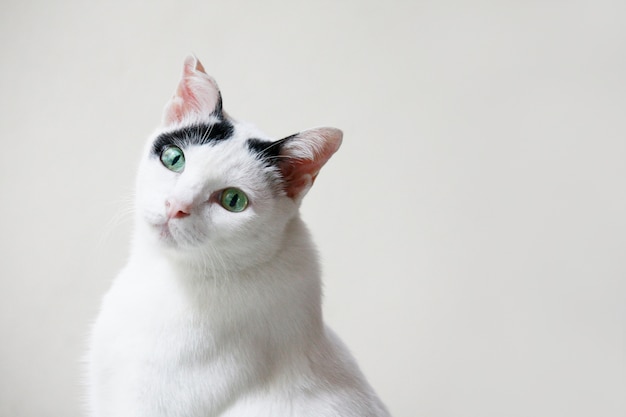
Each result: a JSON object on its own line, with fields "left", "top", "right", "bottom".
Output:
{"left": 160, "top": 146, "right": 185, "bottom": 172}
{"left": 220, "top": 188, "right": 249, "bottom": 212}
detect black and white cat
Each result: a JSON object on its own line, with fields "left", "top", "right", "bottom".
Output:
{"left": 87, "top": 56, "right": 390, "bottom": 417}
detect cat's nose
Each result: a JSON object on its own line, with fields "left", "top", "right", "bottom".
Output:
{"left": 165, "top": 199, "right": 192, "bottom": 219}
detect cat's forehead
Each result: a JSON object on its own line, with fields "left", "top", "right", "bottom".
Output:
{"left": 151, "top": 119, "right": 235, "bottom": 157}
{"left": 147, "top": 118, "right": 278, "bottom": 189}
{"left": 151, "top": 118, "right": 271, "bottom": 156}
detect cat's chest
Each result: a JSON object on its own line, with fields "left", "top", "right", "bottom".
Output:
{"left": 92, "top": 267, "right": 254, "bottom": 416}
{"left": 98, "top": 266, "right": 217, "bottom": 357}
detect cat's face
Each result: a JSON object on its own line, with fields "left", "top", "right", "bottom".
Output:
{"left": 133, "top": 56, "right": 342, "bottom": 269}
{"left": 136, "top": 118, "right": 294, "bottom": 267}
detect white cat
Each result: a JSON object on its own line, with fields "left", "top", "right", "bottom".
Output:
{"left": 87, "top": 56, "right": 390, "bottom": 417}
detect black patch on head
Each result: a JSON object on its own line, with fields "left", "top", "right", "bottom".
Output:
{"left": 247, "top": 138, "right": 286, "bottom": 166}
{"left": 247, "top": 134, "right": 298, "bottom": 166}
{"left": 151, "top": 120, "right": 235, "bottom": 157}
{"left": 212, "top": 92, "right": 224, "bottom": 116}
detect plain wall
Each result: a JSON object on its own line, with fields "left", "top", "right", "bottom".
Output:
{"left": 1, "top": 1, "right": 624, "bottom": 416}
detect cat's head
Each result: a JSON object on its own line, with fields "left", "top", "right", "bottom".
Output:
{"left": 134, "top": 56, "right": 342, "bottom": 268}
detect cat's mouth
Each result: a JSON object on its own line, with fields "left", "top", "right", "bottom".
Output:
{"left": 145, "top": 215, "right": 176, "bottom": 244}
{"left": 153, "top": 222, "right": 175, "bottom": 245}
{"left": 159, "top": 223, "right": 172, "bottom": 239}
{"left": 151, "top": 218, "right": 200, "bottom": 249}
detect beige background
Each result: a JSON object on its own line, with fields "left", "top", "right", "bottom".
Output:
{"left": 1, "top": 1, "right": 624, "bottom": 416}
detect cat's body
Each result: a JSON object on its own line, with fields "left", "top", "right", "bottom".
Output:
{"left": 87, "top": 56, "right": 390, "bottom": 417}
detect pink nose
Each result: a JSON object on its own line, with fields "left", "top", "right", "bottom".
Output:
{"left": 166, "top": 199, "right": 192, "bottom": 219}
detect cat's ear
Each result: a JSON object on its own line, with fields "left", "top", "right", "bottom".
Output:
{"left": 162, "top": 55, "right": 223, "bottom": 126}
{"left": 276, "top": 127, "right": 343, "bottom": 200}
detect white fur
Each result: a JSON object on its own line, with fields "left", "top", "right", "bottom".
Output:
{"left": 87, "top": 86, "right": 389, "bottom": 417}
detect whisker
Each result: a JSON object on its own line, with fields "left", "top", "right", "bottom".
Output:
{"left": 200, "top": 123, "right": 215, "bottom": 145}
{"left": 267, "top": 155, "right": 305, "bottom": 163}
{"left": 95, "top": 191, "right": 135, "bottom": 252}
{"left": 260, "top": 139, "right": 287, "bottom": 152}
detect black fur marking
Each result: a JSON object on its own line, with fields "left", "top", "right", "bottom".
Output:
{"left": 212, "top": 92, "right": 224, "bottom": 116}
{"left": 247, "top": 138, "right": 282, "bottom": 160}
{"left": 152, "top": 121, "right": 234, "bottom": 156}
{"left": 247, "top": 134, "right": 297, "bottom": 166}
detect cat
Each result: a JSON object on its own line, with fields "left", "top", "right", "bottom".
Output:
{"left": 87, "top": 56, "right": 390, "bottom": 417}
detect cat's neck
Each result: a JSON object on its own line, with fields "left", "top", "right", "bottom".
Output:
{"left": 127, "top": 215, "right": 325, "bottom": 345}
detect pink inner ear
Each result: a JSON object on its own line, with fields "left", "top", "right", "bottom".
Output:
{"left": 163, "top": 56, "right": 221, "bottom": 126}
{"left": 166, "top": 99, "right": 187, "bottom": 126}
{"left": 281, "top": 160, "right": 323, "bottom": 198}
{"left": 176, "top": 57, "right": 204, "bottom": 102}
{"left": 279, "top": 128, "right": 342, "bottom": 199}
